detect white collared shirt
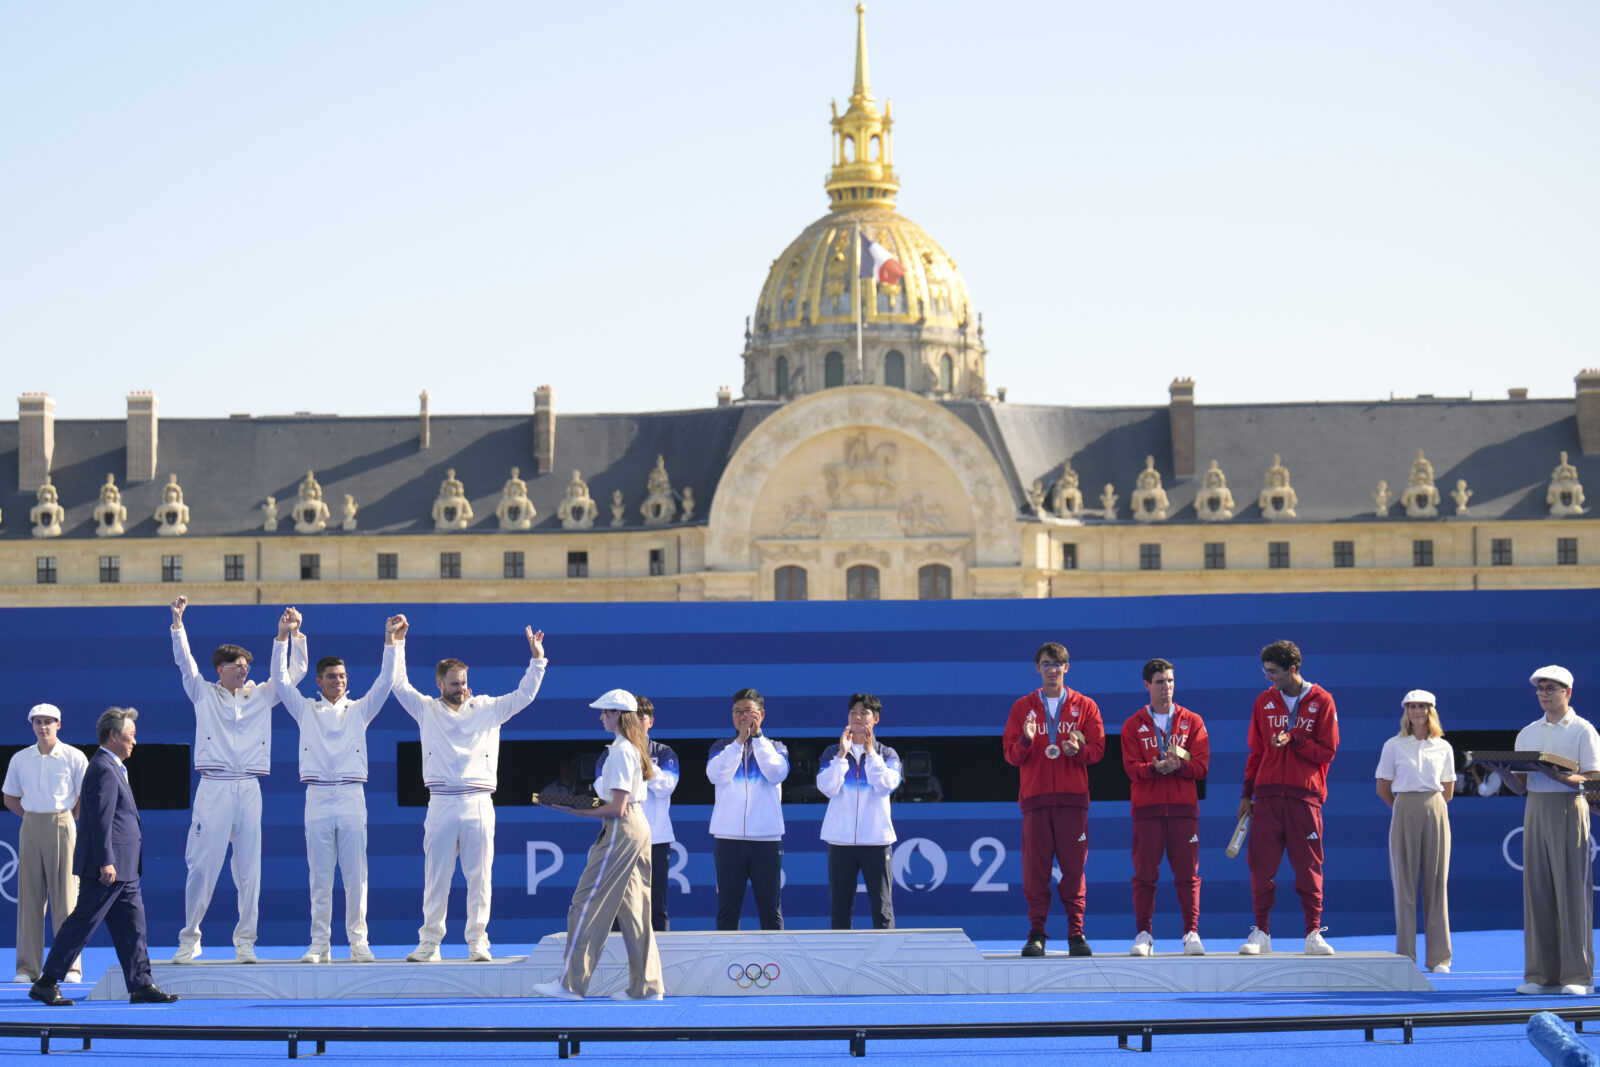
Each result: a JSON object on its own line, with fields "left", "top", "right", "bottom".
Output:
{"left": 2, "top": 741, "right": 89, "bottom": 813}
{"left": 1375, "top": 734, "right": 1456, "bottom": 793}
{"left": 1515, "top": 708, "right": 1600, "bottom": 793}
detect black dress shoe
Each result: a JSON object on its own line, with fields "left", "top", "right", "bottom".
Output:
{"left": 28, "top": 978, "right": 74, "bottom": 1006}
{"left": 129, "top": 984, "right": 180, "bottom": 1004}
{"left": 1021, "top": 931, "right": 1047, "bottom": 957}
{"left": 1068, "top": 933, "right": 1093, "bottom": 957}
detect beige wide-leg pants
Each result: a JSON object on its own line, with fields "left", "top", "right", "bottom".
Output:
{"left": 557, "top": 806, "right": 663, "bottom": 998}
{"left": 1524, "top": 791, "right": 1594, "bottom": 989}
{"left": 1388, "top": 791, "right": 1451, "bottom": 969}
{"left": 15, "top": 811, "right": 78, "bottom": 980}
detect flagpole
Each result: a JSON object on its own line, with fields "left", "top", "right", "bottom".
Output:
{"left": 854, "top": 221, "right": 864, "bottom": 385}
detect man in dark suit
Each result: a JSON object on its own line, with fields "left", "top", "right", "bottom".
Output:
{"left": 29, "top": 707, "right": 177, "bottom": 1006}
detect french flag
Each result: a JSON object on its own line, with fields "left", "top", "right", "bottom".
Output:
{"left": 860, "top": 231, "right": 906, "bottom": 286}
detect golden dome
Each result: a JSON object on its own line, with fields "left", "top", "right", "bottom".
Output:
{"left": 742, "top": 4, "right": 986, "bottom": 401}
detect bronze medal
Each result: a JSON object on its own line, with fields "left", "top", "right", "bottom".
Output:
{"left": 1045, "top": 743, "right": 1062, "bottom": 760}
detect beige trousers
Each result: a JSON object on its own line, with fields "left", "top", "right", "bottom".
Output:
{"left": 1524, "top": 791, "right": 1594, "bottom": 988}
{"left": 557, "top": 806, "right": 663, "bottom": 998}
{"left": 1388, "top": 791, "right": 1451, "bottom": 969}
{"left": 15, "top": 811, "right": 79, "bottom": 980}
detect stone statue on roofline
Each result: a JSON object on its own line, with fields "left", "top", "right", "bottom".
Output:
{"left": 432, "top": 469, "right": 473, "bottom": 531}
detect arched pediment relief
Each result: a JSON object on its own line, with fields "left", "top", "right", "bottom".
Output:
{"left": 707, "top": 387, "right": 1016, "bottom": 570}
{"left": 835, "top": 543, "right": 892, "bottom": 568}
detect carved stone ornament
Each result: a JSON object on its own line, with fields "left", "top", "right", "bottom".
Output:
{"left": 640, "top": 455, "right": 678, "bottom": 525}
{"left": 495, "top": 466, "right": 535, "bottom": 531}
{"left": 30, "top": 475, "right": 65, "bottom": 538}
{"left": 610, "top": 490, "right": 626, "bottom": 527}
{"left": 1257, "top": 454, "right": 1298, "bottom": 521}
{"left": 1049, "top": 463, "right": 1084, "bottom": 518}
{"left": 834, "top": 542, "right": 892, "bottom": 568}
{"left": 681, "top": 486, "right": 696, "bottom": 522}
{"left": 294, "top": 470, "right": 331, "bottom": 533}
{"left": 1400, "top": 450, "right": 1441, "bottom": 519}
{"left": 262, "top": 496, "right": 279, "bottom": 532}
{"left": 904, "top": 541, "right": 962, "bottom": 563}
{"left": 1548, "top": 451, "right": 1588, "bottom": 517}
{"left": 557, "top": 470, "right": 596, "bottom": 530}
{"left": 1451, "top": 479, "right": 1472, "bottom": 515}
{"left": 1026, "top": 479, "right": 1046, "bottom": 515}
{"left": 154, "top": 473, "right": 189, "bottom": 537}
{"left": 94, "top": 473, "right": 128, "bottom": 537}
{"left": 1372, "top": 480, "right": 1392, "bottom": 517}
{"left": 759, "top": 544, "right": 821, "bottom": 563}
{"left": 779, "top": 495, "right": 826, "bottom": 538}
{"left": 897, "top": 494, "right": 949, "bottom": 536}
{"left": 341, "top": 494, "right": 359, "bottom": 532}
{"left": 1195, "top": 460, "right": 1235, "bottom": 522}
{"left": 1130, "top": 455, "right": 1169, "bottom": 523}
{"left": 431, "top": 469, "right": 474, "bottom": 531}
{"left": 824, "top": 431, "right": 897, "bottom": 507}
{"left": 1098, "top": 483, "right": 1119, "bottom": 520}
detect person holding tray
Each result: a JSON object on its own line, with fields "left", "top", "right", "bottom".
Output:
{"left": 1375, "top": 690, "right": 1455, "bottom": 972}
{"left": 1483, "top": 666, "right": 1600, "bottom": 996}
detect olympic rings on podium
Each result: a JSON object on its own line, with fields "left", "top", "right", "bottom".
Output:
{"left": 726, "top": 962, "right": 781, "bottom": 988}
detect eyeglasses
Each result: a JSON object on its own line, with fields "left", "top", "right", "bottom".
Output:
{"left": 1038, "top": 661, "right": 1066, "bottom": 670}
{"left": 1535, "top": 684, "right": 1569, "bottom": 696}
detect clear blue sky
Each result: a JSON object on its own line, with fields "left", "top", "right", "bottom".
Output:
{"left": 3, "top": 1, "right": 1596, "bottom": 421}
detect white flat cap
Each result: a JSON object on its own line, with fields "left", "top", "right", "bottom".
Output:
{"left": 1531, "top": 665, "right": 1575, "bottom": 689}
{"left": 27, "top": 703, "right": 61, "bottom": 724}
{"left": 589, "top": 688, "right": 638, "bottom": 712}
{"left": 1401, "top": 690, "right": 1437, "bottom": 707}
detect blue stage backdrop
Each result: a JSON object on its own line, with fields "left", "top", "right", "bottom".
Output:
{"left": 0, "top": 590, "right": 1593, "bottom": 949}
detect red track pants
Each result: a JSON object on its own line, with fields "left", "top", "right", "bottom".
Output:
{"left": 1021, "top": 804, "right": 1088, "bottom": 936}
{"left": 1131, "top": 814, "right": 1200, "bottom": 935}
{"left": 1246, "top": 793, "right": 1324, "bottom": 934}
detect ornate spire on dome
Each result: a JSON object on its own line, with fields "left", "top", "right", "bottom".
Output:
{"left": 827, "top": 3, "right": 898, "bottom": 212}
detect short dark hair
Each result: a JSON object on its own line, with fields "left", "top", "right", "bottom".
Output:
{"left": 1261, "top": 640, "right": 1302, "bottom": 671}
{"left": 212, "top": 644, "right": 252, "bottom": 669}
{"left": 1035, "top": 642, "right": 1069, "bottom": 666}
{"left": 1143, "top": 658, "right": 1174, "bottom": 682}
{"left": 849, "top": 693, "right": 882, "bottom": 716}
{"left": 635, "top": 696, "right": 655, "bottom": 719}
{"left": 316, "top": 656, "right": 346, "bottom": 678}
{"left": 97, "top": 706, "right": 138, "bottom": 745}
{"left": 732, "top": 688, "right": 764, "bottom": 709}
{"left": 436, "top": 657, "right": 468, "bottom": 680}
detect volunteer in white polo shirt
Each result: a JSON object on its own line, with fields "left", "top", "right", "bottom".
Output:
{"left": 3, "top": 703, "right": 88, "bottom": 984}
{"left": 1374, "top": 689, "right": 1455, "bottom": 973}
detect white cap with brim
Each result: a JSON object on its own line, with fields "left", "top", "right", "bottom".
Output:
{"left": 589, "top": 689, "right": 638, "bottom": 712}
{"left": 27, "top": 703, "right": 62, "bottom": 724}
{"left": 1401, "top": 690, "right": 1437, "bottom": 707}
{"left": 1531, "top": 665, "right": 1575, "bottom": 689}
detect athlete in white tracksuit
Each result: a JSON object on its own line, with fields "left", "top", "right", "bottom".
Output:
{"left": 817, "top": 693, "right": 902, "bottom": 929}
{"left": 392, "top": 625, "right": 546, "bottom": 962}
{"left": 170, "top": 597, "right": 307, "bottom": 963}
{"left": 272, "top": 609, "right": 403, "bottom": 962}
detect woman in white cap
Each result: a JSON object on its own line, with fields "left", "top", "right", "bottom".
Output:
{"left": 532, "top": 689, "right": 665, "bottom": 1001}
{"left": 1374, "top": 690, "right": 1454, "bottom": 973}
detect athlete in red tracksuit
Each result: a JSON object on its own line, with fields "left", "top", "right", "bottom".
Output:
{"left": 1003, "top": 641, "right": 1105, "bottom": 957}
{"left": 1121, "top": 657, "right": 1210, "bottom": 955}
{"left": 1238, "top": 639, "right": 1339, "bottom": 956}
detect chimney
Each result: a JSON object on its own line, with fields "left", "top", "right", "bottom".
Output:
{"left": 1168, "top": 377, "right": 1196, "bottom": 478}
{"left": 1578, "top": 370, "right": 1600, "bottom": 455}
{"left": 418, "top": 390, "right": 431, "bottom": 451}
{"left": 533, "top": 385, "right": 556, "bottom": 473}
{"left": 1508, "top": 388, "right": 1528, "bottom": 400}
{"left": 716, "top": 385, "right": 732, "bottom": 408}
{"left": 18, "top": 393, "right": 55, "bottom": 493}
{"left": 125, "top": 391, "right": 158, "bottom": 483}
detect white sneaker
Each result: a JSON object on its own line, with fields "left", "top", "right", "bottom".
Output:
{"left": 1183, "top": 931, "right": 1205, "bottom": 956}
{"left": 12, "top": 972, "right": 33, "bottom": 984}
{"left": 610, "top": 990, "right": 665, "bottom": 1001}
{"left": 1518, "top": 982, "right": 1557, "bottom": 994}
{"left": 300, "top": 944, "right": 331, "bottom": 964}
{"left": 235, "top": 943, "right": 259, "bottom": 964}
{"left": 532, "top": 979, "right": 583, "bottom": 1001}
{"left": 64, "top": 968, "right": 82, "bottom": 984}
{"left": 1238, "top": 927, "right": 1271, "bottom": 955}
{"left": 406, "top": 940, "right": 441, "bottom": 963}
{"left": 468, "top": 938, "right": 492, "bottom": 962}
{"left": 1304, "top": 929, "right": 1334, "bottom": 956}
{"left": 172, "top": 942, "right": 201, "bottom": 964}
{"left": 349, "top": 942, "right": 377, "bottom": 963}
{"left": 1429, "top": 963, "right": 1450, "bottom": 973}
{"left": 1561, "top": 984, "right": 1592, "bottom": 995}
{"left": 1129, "top": 931, "right": 1154, "bottom": 957}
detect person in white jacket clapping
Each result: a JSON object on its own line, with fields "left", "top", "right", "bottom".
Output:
{"left": 817, "top": 694, "right": 902, "bottom": 929}
{"left": 706, "top": 688, "right": 788, "bottom": 930}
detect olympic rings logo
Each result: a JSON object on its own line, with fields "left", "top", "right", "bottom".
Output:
{"left": 727, "top": 962, "right": 780, "bottom": 988}
{"left": 0, "top": 841, "right": 17, "bottom": 905}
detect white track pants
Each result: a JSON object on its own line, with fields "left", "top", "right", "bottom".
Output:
{"left": 419, "top": 792, "right": 495, "bottom": 945}
{"left": 180, "top": 776, "right": 262, "bottom": 948}
{"left": 305, "top": 784, "right": 369, "bottom": 947}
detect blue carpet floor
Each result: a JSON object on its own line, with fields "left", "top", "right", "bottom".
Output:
{"left": 1, "top": 930, "right": 1592, "bottom": 1064}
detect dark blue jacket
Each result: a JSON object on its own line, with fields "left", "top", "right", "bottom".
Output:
{"left": 75, "top": 747, "right": 141, "bottom": 880}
